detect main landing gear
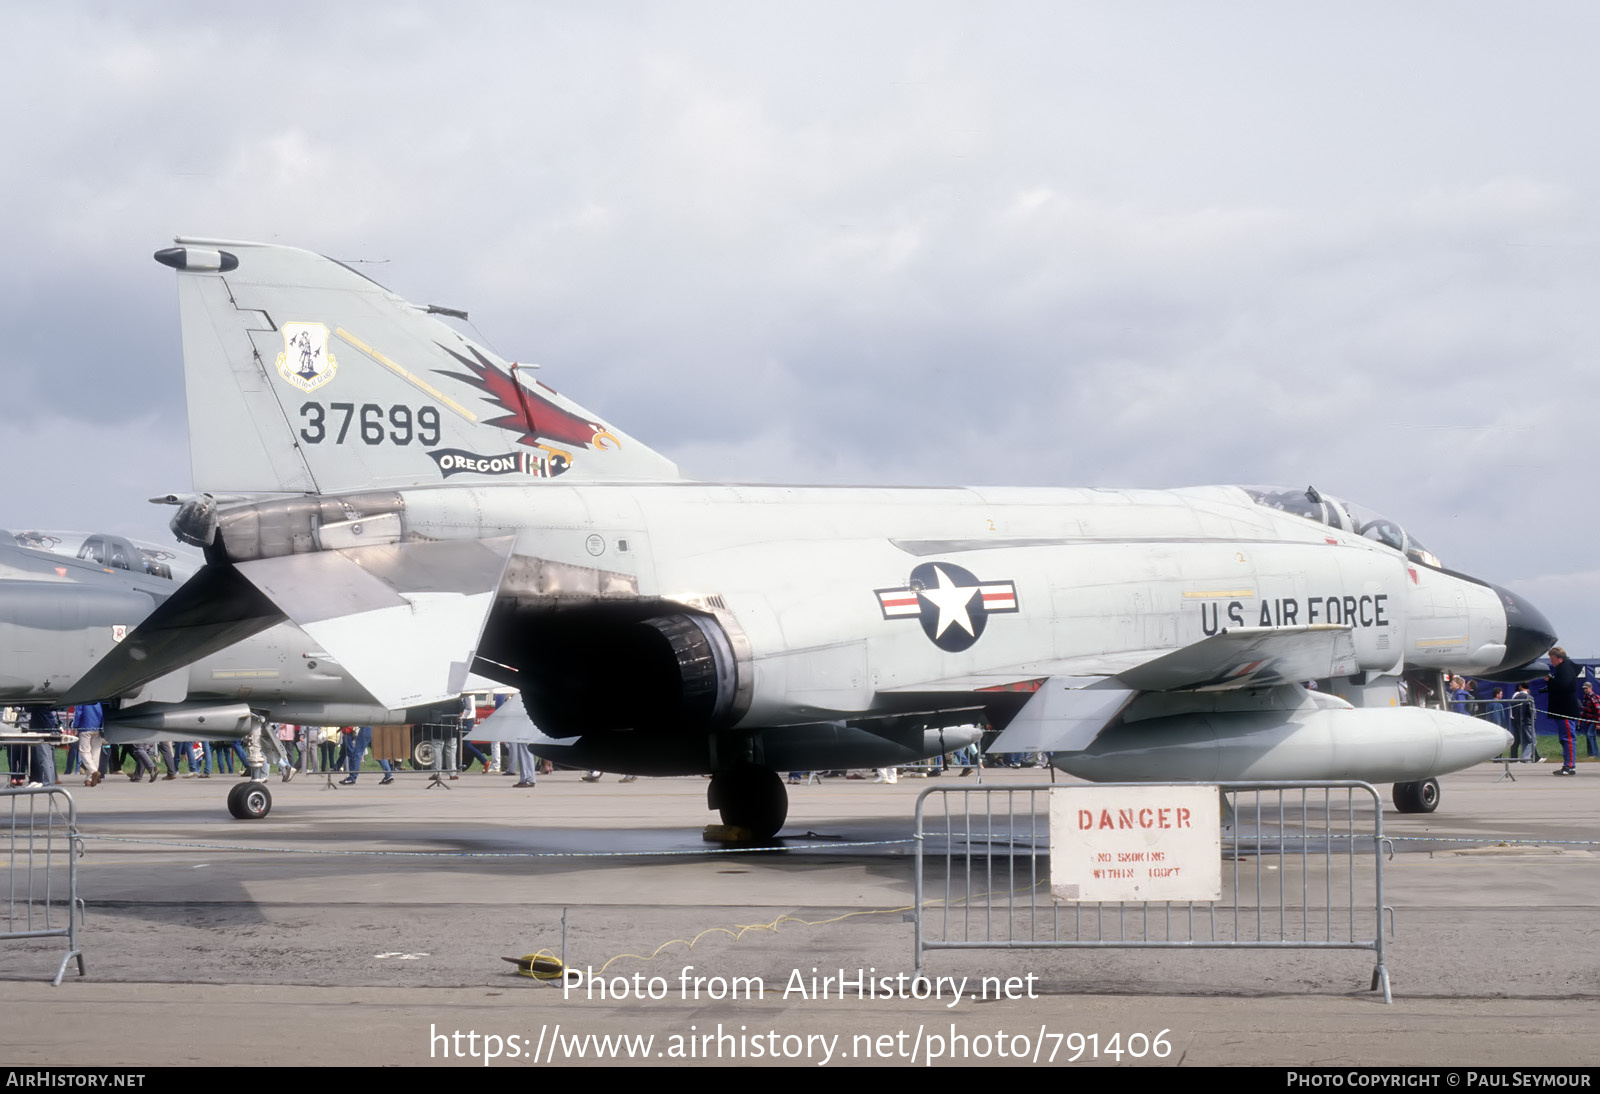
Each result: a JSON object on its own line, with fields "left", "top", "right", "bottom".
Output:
{"left": 227, "top": 780, "right": 272, "bottom": 820}
{"left": 707, "top": 766, "right": 787, "bottom": 841}
{"left": 1392, "top": 777, "right": 1439, "bottom": 814}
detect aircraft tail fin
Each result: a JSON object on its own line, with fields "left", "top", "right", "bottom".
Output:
{"left": 157, "top": 238, "right": 680, "bottom": 495}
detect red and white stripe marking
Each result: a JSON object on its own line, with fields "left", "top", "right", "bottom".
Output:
{"left": 877, "top": 591, "right": 922, "bottom": 618}
{"left": 978, "top": 584, "right": 1017, "bottom": 611}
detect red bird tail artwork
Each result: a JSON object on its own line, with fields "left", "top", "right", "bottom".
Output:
{"left": 436, "top": 343, "right": 619, "bottom": 453}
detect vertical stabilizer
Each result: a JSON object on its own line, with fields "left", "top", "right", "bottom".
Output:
{"left": 157, "top": 239, "right": 680, "bottom": 494}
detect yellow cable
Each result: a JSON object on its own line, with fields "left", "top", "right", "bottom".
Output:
{"left": 583, "top": 881, "right": 1046, "bottom": 977}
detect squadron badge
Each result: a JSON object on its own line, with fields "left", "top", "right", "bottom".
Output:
{"left": 276, "top": 322, "right": 338, "bottom": 393}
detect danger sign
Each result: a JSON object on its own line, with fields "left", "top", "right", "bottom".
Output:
{"left": 1049, "top": 785, "right": 1222, "bottom": 903}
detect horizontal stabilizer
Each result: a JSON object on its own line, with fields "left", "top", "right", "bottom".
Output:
{"left": 63, "top": 566, "right": 284, "bottom": 704}
{"left": 470, "top": 694, "right": 581, "bottom": 747}
{"left": 236, "top": 537, "right": 516, "bottom": 709}
{"left": 986, "top": 680, "right": 1135, "bottom": 755}
{"left": 1115, "top": 625, "right": 1358, "bottom": 693}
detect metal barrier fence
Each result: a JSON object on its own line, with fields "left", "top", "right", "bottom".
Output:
{"left": 913, "top": 780, "right": 1392, "bottom": 1002}
{"left": 303, "top": 724, "right": 472, "bottom": 784}
{"left": 3, "top": 786, "right": 85, "bottom": 985}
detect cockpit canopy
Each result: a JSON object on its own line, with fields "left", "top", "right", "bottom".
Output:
{"left": 8, "top": 530, "right": 191, "bottom": 581}
{"left": 1242, "top": 486, "right": 1442, "bottom": 569}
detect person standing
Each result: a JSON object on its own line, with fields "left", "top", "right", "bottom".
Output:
{"left": 1540, "top": 647, "right": 1581, "bottom": 775}
{"left": 23, "top": 706, "right": 60, "bottom": 787}
{"left": 192, "top": 739, "right": 212, "bottom": 779}
{"left": 1580, "top": 681, "right": 1600, "bottom": 760}
{"left": 156, "top": 740, "right": 179, "bottom": 781}
{"left": 71, "top": 702, "right": 105, "bottom": 787}
{"left": 456, "top": 694, "right": 482, "bottom": 776}
{"left": 338, "top": 726, "right": 358, "bottom": 784}
{"left": 1485, "top": 688, "right": 1512, "bottom": 759}
{"left": 317, "top": 726, "right": 340, "bottom": 773}
{"left": 340, "top": 726, "right": 372, "bottom": 785}
{"left": 277, "top": 722, "right": 302, "bottom": 774}
{"left": 127, "top": 741, "right": 158, "bottom": 782}
{"left": 434, "top": 703, "right": 463, "bottom": 781}
{"left": 511, "top": 741, "right": 537, "bottom": 789}
{"left": 1512, "top": 683, "right": 1538, "bottom": 762}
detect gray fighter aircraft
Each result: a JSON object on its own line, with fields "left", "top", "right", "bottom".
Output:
{"left": 2, "top": 528, "right": 468, "bottom": 816}
{"left": 67, "top": 239, "right": 1555, "bottom": 838}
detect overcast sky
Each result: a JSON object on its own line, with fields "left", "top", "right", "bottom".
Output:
{"left": 3, "top": 2, "right": 1598, "bottom": 653}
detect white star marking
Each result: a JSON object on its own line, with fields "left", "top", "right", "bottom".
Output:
{"left": 917, "top": 565, "right": 980, "bottom": 639}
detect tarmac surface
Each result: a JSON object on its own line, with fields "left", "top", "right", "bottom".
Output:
{"left": 2, "top": 761, "right": 1596, "bottom": 1067}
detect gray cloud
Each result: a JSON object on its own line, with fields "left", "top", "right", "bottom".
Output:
{"left": 2, "top": 2, "right": 1597, "bottom": 651}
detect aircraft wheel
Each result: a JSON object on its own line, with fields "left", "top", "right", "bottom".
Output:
{"left": 412, "top": 741, "right": 437, "bottom": 769}
{"left": 1392, "top": 778, "right": 1440, "bottom": 814}
{"left": 227, "top": 781, "right": 272, "bottom": 820}
{"left": 708, "top": 767, "right": 787, "bottom": 841}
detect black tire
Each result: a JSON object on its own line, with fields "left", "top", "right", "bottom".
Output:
{"left": 1392, "top": 781, "right": 1417, "bottom": 812}
{"left": 1414, "top": 777, "right": 1440, "bottom": 812}
{"left": 227, "top": 780, "right": 272, "bottom": 820}
{"left": 1392, "top": 778, "right": 1440, "bottom": 814}
{"left": 708, "top": 767, "right": 787, "bottom": 841}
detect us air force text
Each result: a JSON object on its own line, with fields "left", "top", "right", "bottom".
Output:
{"left": 1197, "top": 593, "right": 1389, "bottom": 635}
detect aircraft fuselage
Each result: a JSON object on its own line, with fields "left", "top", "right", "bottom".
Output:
{"left": 202, "top": 481, "right": 1519, "bottom": 740}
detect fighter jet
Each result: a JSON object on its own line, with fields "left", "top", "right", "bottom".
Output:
{"left": 67, "top": 239, "right": 1555, "bottom": 838}
{"left": 2, "top": 528, "right": 470, "bottom": 816}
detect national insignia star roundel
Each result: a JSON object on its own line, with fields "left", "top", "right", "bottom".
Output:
{"left": 875, "top": 562, "right": 1019, "bottom": 652}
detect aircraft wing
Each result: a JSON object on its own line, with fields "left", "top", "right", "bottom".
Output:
{"left": 921, "top": 625, "right": 1360, "bottom": 755}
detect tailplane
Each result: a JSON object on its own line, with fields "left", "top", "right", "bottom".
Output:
{"left": 157, "top": 238, "right": 680, "bottom": 494}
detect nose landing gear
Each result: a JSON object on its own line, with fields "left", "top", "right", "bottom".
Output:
{"left": 227, "top": 780, "right": 272, "bottom": 820}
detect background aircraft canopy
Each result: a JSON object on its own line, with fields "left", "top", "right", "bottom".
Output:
{"left": 7, "top": 529, "right": 196, "bottom": 581}
{"left": 1241, "top": 486, "right": 1442, "bottom": 570}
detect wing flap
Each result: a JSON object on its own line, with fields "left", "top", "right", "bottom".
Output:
{"left": 932, "top": 626, "right": 1359, "bottom": 756}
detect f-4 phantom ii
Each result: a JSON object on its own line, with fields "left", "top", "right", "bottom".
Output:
{"left": 3, "top": 528, "right": 474, "bottom": 816}
{"left": 67, "top": 238, "right": 1554, "bottom": 838}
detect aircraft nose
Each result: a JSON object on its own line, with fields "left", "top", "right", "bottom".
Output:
{"left": 1486, "top": 583, "right": 1556, "bottom": 674}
